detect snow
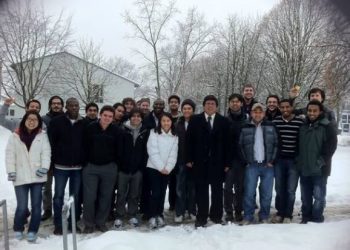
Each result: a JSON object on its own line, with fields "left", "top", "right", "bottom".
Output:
{"left": 1, "top": 127, "right": 350, "bottom": 250}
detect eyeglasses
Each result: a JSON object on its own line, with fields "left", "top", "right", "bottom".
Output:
{"left": 27, "top": 118, "right": 39, "bottom": 123}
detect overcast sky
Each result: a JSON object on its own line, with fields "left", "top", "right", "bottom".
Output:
{"left": 31, "top": 0, "right": 280, "bottom": 65}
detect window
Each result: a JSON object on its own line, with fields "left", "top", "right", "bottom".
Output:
{"left": 342, "top": 114, "right": 348, "bottom": 124}
{"left": 9, "top": 109, "right": 15, "bottom": 116}
{"left": 343, "top": 124, "right": 349, "bottom": 133}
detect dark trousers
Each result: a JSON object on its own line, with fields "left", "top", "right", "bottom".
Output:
{"left": 42, "top": 169, "right": 53, "bottom": 213}
{"left": 82, "top": 162, "right": 118, "bottom": 227}
{"left": 195, "top": 179, "right": 223, "bottom": 223}
{"left": 116, "top": 171, "right": 142, "bottom": 218}
{"left": 53, "top": 168, "right": 81, "bottom": 229}
{"left": 147, "top": 168, "right": 169, "bottom": 218}
{"left": 14, "top": 183, "right": 43, "bottom": 233}
{"left": 175, "top": 165, "right": 196, "bottom": 217}
{"left": 224, "top": 163, "right": 245, "bottom": 215}
{"left": 300, "top": 175, "right": 327, "bottom": 222}
{"left": 168, "top": 168, "right": 177, "bottom": 209}
{"left": 274, "top": 158, "right": 299, "bottom": 218}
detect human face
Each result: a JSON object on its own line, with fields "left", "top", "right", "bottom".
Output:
{"left": 140, "top": 101, "right": 150, "bottom": 114}
{"left": 124, "top": 101, "right": 135, "bottom": 113}
{"left": 182, "top": 104, "right": 194, "bottom": 120}
{"left": 161, "top": 116, "right": 172, "bottom": 133}
{"left": 130, "top": 113, "right": 142, "bottom": 127}
{"left": 307, "top": 104, "right": 322, "bottom": 121}
{"left": 50, "top": 98, "right": 63, "bottom": 113}
{"left": 65, "top": 99, "right": 80, "bottom": 119}
{"left": 229, "top": 98, "right": 242, "bottom": 112}
{"left": 169, "top": 98, "right": 179, "bottom": 112}
{"left": 280, "top": 102, "right": 293, "bottom": 119}
{"left": 86, "top": 106, "right": 98, "bottom": 119}
{"left": 26, "top": 101, "right": 41, "bottom": 112}
{"left": 251, "top": 108, "right": 265, "bottom": 124}
{"left": 153, "top": 100, "right": 165, "bottom": 115}
{"left": 203, "top": 100, "right": 217, "bottom": 116}
{"left": 309, "top": 92, "right": 323, "bottom": 102}
{"left": 267, "top": 97, "right": 279, "bottom": 112}
{"left": 114, "top": 106, "right": 125, "bottom": 121}
{"left": 243, "top": 87, "right": 254, "bottom": 100}
{"left": 25, "top": 114, "right": 39, "bottom": 132}
{"left": 99, "top": 110, "right": 114, "bottom": 128}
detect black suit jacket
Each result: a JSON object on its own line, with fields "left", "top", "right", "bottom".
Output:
{"left": 186, "top": 112, "right": 230, "bottom": 183}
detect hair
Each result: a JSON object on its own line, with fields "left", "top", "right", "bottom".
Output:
{"left": 306, "top": 100, "right": 324, "bottom": 112}
{"left": 48, "top": 96, "right": 64, "bottom": 110}
{"left": 168, "top": 94, "right": 181, "bottom": 104}
{"left": 139, "top": 98, "right": 150, "bottom": 104}
{"left": 265, "top": 94, "right": 280, "bottom": 104}
{"left": 113, "top": 102, "right": 125, "bottom": 110}
{"left": 19, "top": 110, "right": 43, "bottom": 134}
{"left": 122, "top": 97, "right": 136, "bottom": 107}
{"left": 228, "top": 93, "right": 244, "bottom": 103}
{"left": 202, "top": 95, "right": 218, "bottom": 107}
{"left": 129, "top": 108, "right": 144, "bottom": 120}
{"left": 308, "top": 88, "right": 326, "bottom": 103}
{"left": 85, "top": 102, "right": 99, "bottom": 113}
{"left": 66, "top": 97, "right": 79, "bottom": 106}
{"left": 279, "top": 98, "right": 294, "bottom": 106}
{"left": 99, "top": 105, "right": 115, "bottom": 115}
{"left": 154, "top": 112, "right": 176, "bottom": 135}
{"left": 242, "top": 83, "right": 255, "bottom": 92}
{"left": 25, "top": 99, "right": 41, "bottom": 110}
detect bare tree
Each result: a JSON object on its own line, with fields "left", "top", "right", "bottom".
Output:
{"left": 0, "top": 0, "right": 71, "bottom": 108}
{"left": 104, "top": 56, "right": 141, "bottom": 82}
{"left": 124, "top": 0, "right": 176, "bottom": 98}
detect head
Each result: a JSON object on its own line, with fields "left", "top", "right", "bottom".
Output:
{"left": 307, "top": 100, "right": 324, "bottom": 122}
{"left": 279, "top": 99, "right": 294, "bottom": 119}
{"left": 155, "top": 112, "right": 176, "bottom": 135}
{"left": 228, "top": 93, "right": 244, "bottom": 112}
{"left": 65, "top": 98, "right": 80, "bottom": 119}
{"left": 308, "top": 88, "right": 325, "bottom": 103}
{"left": 139, "top": 98, "right": 151, "bottom": 115}
{"left": 122, "top": 97, "right": 136, "bottom": 113}
{"left": 129, "top": 108, "right": 143, "bottom": 127}
{"left": 242, "top": 84, "right": 255, "bottom": 101}
{"left": 25, "top": 99, "right": 41, "bottom": 113}
{"left": 85, "top": 102, "right": 99, "bottom": 120}
{"left": 181, "top": 99, "right": 196, "bottom": 120}
{"left": 99, "top": 105, "right": 115, "bottom": 128}
{"left": 250, "top": 103, "right": 266, "bottom": 124}
{"left": 113, "top": 102, "right": 126, "bottom": 122}
{"left": 153, "top": 98, "right": 165, "bottom": 116}
{"left": 203, "top": 95, "right": 218, "bottom": 116}
{"left": 168, "top": 94, "right": 181, "bottom": 112}
{"left": 266, "top": 95, "right": 280, "bottom": 112}
{"left": 20, "top": 110, "right": 42, "bottom": 133}
{"left": 48, "top": 96, "right": 64, "bottom": 113}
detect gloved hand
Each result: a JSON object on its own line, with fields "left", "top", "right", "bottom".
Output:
{"left": 8, "top": 172, "right": 16, "bottom": 181}
{"left": 36, "top": 168, "right": 49, "bottom": 177}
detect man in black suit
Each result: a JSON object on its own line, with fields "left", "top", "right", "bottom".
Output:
{"left": 186, "top": 95, "right": 230, "bottom": 227}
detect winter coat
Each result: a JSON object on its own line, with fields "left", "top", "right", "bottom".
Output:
{"left": 143, "top": 111, "right": 158, "bottom": 129}
{"left": 297, "top": 115, "right": 337, "bottom": 177}
{"left": 42, "top": 111, "right": 64, "bottom": 128}
{"left": 175, "top": 116, "right": 188, "bottom": 165}
{"left": 242, "top": 98, "right": 258, "bottom": 117}
{"left": 266, "top": 109, "right": 282, "bottom": 121}
{"left": 239, "top": 120, "right": 278, "bottom": 165}
{"left": 5, "top": 130, "right": 51, "bottom": 186}
{"left": 120, "top": 122, "right": 150, "bottom": 174}
{"left": 146, "top": 130, "right": 178, "bottom": 173}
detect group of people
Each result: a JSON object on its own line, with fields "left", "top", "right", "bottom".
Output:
{"left": 1, "top": 84, "right": 338, "bottom": 243}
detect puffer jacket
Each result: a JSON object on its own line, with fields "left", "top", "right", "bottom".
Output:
{"left": 239, "top": 120, "right": 278, "bottom": 165}
{"left": 5, "top": 130, "right": 51, "bottom": 186}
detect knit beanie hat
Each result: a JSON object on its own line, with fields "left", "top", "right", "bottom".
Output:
{"left": 181, "top": 99, "right": 196, "bottom": 112}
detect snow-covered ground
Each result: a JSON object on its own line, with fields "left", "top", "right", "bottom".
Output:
{"left": 1, "top": 126, "right": 350, "bottom": 250}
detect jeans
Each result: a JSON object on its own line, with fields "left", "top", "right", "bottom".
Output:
{"left": 274, "top": 158, "right": 299, "bottom": 218}
{"left": 147, "top": 168, "right": 169, "bottom": 218}
{"left": 14, "top": 183, "right": 43, "bottom": 233}
{"left": 53, "top": 168, "right": 82, "bottom": 229}
{"left": 300, "top": 175, "right": 327, "bottom": 222}
{"left": 243, "top": 163, "right": 274, "bottom": 221}
{"left": 175, "top": 164, "right": 196, "bottom": 217}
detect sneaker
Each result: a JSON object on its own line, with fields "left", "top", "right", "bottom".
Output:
{"left": 41, "top": 210, "right": 52, "bottom": 221}
{"left": 156, "top": 216, "right": 165, "bottom": 227}
{"left": 194, "top": 220, "right": 207, "bottom": 228}
{"left": 271, "top": 215, "right": 283, "bottom": 224}
{"left": 300, "top": 219, "right": 308, "bottom": 224}
{"left": 174, "top": 215, "right": 183, "bottom": 223}
{"left": 96, "top": 224, "right": 109, "bottom": 233}
{"left": 225, "top": 213, "right": 234, "bottom": 222}
{"left": 283, "top": 218, "right": 292, "bottom": 224}
{"left": 53, "top": 227, "right": 62, "bottom": 235}
{"left": 129, "top": 217, "right": 139, "bottom": 227}
{"left": 259, "top": 219, "right": 269, "bottom": 224}
{"left": 114, "top": 219, "right": 123, "bottom": 228}
{"left": 149, "top": 217, "right": 157, "bottom": 229}
{"left": 82, "top": 226, "right": 94, "bottom": 234}
{"left": 188, "top": 214, "right": 196, "bottom": 222}
{"left": 239, "top": 219, "right": 252, "bottom": 226}
{"left": 15, "top": 231, "right": 24, "bottom": 240}
{"left": 27, "top": 232, "right": 37, "bottom": 243}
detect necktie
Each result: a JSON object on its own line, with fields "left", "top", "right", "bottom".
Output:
{"left": 207, "top": 116, "right": 212, "bottom": 130}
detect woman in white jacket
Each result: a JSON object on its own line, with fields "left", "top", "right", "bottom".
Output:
{"left": 6, "top": 111, "right": 51, "bottom": 242}
{"left": 147, "top": 112, "right": 178, "bottom": 229}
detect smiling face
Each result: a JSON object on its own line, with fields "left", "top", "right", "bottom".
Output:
{"left": 25, "top": 114, "right": 39, "bottom": 132}
{"left": 251, "top": 108, "right": 265, "bottom": 124}
{"left": 229, "top": 97, "right": 243, "bottom": 112}
{"left": 86, "top": 106, "right": 98, "bottom": 120}
{"left": 114, "top": 106, "right": 125, "bottom": 121}
{"left": 124, "top": 101, "right": 135, "bottom": 113}
{"left": 27, "top": 101, "right": 41, "bottom": 112}
{"left": 99, "top": 110, "right": 114, "bottom": 128}
{"left": 50, "top": 98, "right": 63, "bottom": 113}
{"left": 309, "top": 92, "right": 323, "bottom": 103}
{"left": 160, "top": 115, "right": 172, "bottom": 133}
{"left": 66, "top": 99, "right": 80, "bottom": 119}
{"left": 243, "top": 87, "right": 255, "bottom": 100}
{"left": 140, "top": 101, "right": 150, "bottom": 114}
{"left": 182, "top": 104, "right": 194, "bottom": 120}
{"left": 130, "top": 112, "right": 142, "bottom": 127}
{"left": 169, "top": 98, "right": 179, "bottom": 112}
{"left": 279, "top": 101, "right": 293, "bottom": 119}
{"left": 203, "top": 100, "right": 217, "bottom": 116}
{"left": 267, "top": 97, "right": 279, "bottom": 112}
{"left": 307, "top": 104, "right": 322, "bottom": 122}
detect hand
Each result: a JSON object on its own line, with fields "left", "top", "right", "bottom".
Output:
{"left": 186, "top": 162, "right": 193, "bottom": 168}
{"left": 160, "top": 169, "right": 169, "bottom": 175}
{"left": 289, "top": 86, "right": 300, "bottom": 99}
{"left": 224, "top": 167, "right": 230, "bottom": 172}
{"left": 267, "top": 162, "right": 274, "bottom": 168}
{"left": 4, "top": 97, "right": 15, "bottom": 106}
{"left": 8, "top": 172, "right": 16, "bottom": 181}
{"left": 36, "top": 168, "right": 48, "bottom": 177}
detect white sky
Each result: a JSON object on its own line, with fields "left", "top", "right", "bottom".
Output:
{"left": 31, "top": 0, "right": 280, "bottom": 65}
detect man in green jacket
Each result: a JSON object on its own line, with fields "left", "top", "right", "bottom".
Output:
{"left": 297, "top": 100, "right": 337, "bottom": 224}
